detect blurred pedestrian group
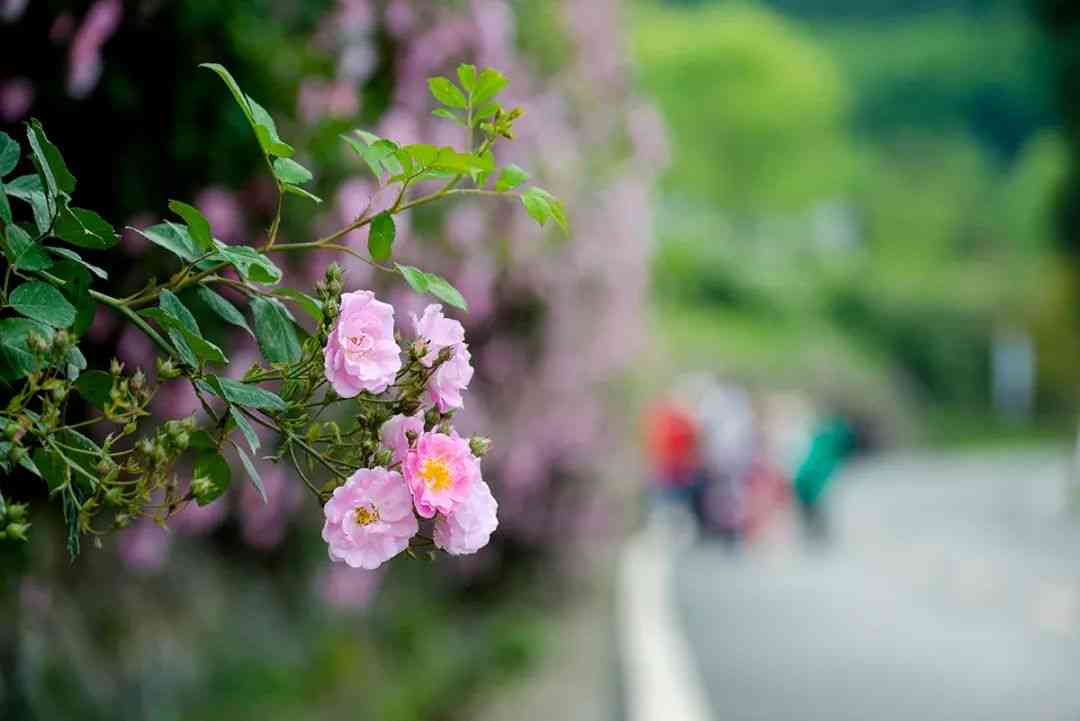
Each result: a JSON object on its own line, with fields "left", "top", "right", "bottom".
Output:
{"left": 644, "top": 375, "right": 856, "bottom": 546}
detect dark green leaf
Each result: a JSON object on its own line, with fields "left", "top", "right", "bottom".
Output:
{"left": 0, "top": 178, "right": 11, "bottom": 226}
{"left": 247, "top": 95, "right": 294, "bottom": 158}
{"left": 63, "top": 492, "right": 80, "bottom": 559}
{"left": 428, "top": 77, "right": 467, "bottom": 109}
{"left": 168, "top": 200, "right": 213, "bottom": 252}
{"left": 272, "top": 288, "right": 323, "bottom": 324}
{"left": 157, "top": 289, "right": 202, "bottom": 367}
{"left": 7, "top": 174, "right": 53, "bottom": 233}
{"left": 33, "top": 448, "right": 66, "bottom": 493}
{"left": 474, "top": 68, "right": 508, "bottom": 104}
{"left": 368, "top": 211, "right": 395, "bottom": 262}
{"left": 46, "top": 246, "right": 107, "bottom": 279}
{"left": 235, "top": 446, "right": 267, "bottom": 503}
{"left": 495, "top": 164, "right": 530, "bottom": 192}
{"left": 230, "top": 406, "right": 260, "bottom": 454}
{"left": 199, "top": 64, "right": 254, "bottom": 126}
{"left": 282, "top": 183, "right": 322, "bottom": 204}
{"left": 27, "top": 119, "right": 75, "bottom": 195}
{"left": 204, "top": 375, "right": 287, "bottom": 412}
{"left": 132, "top": 223, "right": 199, "bottom": 262}
{"left": 193, "top": 451, "right": 231, "bottom": 506}
{"left": 251, "top": 296, "right": 302, "bottom": 364}
{"left": 0, "top": 132, "right": 18, "bottom": 177}
{"left": 196, "top": 286, "right": 253, "bottom": 337}
{"left": 457, "top": 64, "right": 477, "bottom": 93}
{"left": 0, "top": 318, "right": 50, "bottom": 382}
{"left": 188, "top": 430, "right": 217, "bottom": 451}
{"left": 53, "top": 206, "right": 117, "bottom": 249}
{"left": 272, "top": 158, "right": 313, "bottom": 185}
{"left": 9, "top": 282, "right": 76, "bottom": 328}
{"left": 75, "top": 370, "right": 113, "bottom": 409}
{"left": 4, "top": 224, "right": 52, "bottom": 271}
{"left": 50, "top": 260, "right": 94, "bottom": 337}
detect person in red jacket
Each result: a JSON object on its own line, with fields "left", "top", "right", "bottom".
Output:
{"left": 645, "top": 400, "right": 704, "bottom": 508}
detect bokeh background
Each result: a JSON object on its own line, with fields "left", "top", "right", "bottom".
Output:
{"left": 2, "top": 0, "right": 1080, "bottom": 719}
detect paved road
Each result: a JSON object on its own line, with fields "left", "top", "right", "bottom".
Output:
{"left": 675, "top": 448, "right": 1080, "bottom": 721}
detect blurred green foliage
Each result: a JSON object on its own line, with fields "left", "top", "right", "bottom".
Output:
{"left": 636, "top": 0, "right": 1072, "bottom": 441}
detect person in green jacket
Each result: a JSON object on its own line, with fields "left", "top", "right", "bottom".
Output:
{"left": 793, "top": 414, "right": 856, "bottom": 544}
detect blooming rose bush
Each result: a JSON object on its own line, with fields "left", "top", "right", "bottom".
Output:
{"left": 0, "top": 60, "right": 566, "bottom": 567}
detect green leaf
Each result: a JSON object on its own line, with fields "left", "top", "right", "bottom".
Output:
{"left": 188, "top": 430, "right": 217, "bottom": 452}
{"left": 368, "top": 211, "right": 395, "bottom": 262}
{"left": 394, "top": 264, "right": 468, "bottom": 311}
{"left": 272, "top": 288, "right": 323, "bottom": 324}
{"left": 132, "top": 223, "right": 199, "bottom": 262}
{"left": 428, "top": 77, "right": 467, "bottom": 109}
{"left": 283, "top": 183, "right": 323, "bottom": 204}
{"left": 33, "top": 448, "right": 66, "bottom": 493}
{"left": 230, "top": 406, "right": 260, "bottom": 454}
{"left": 4, "top": 224, "right": 52, "bottom": 271}
{"left": 53, "top": 205, "right": 117, "bottom": 249}
{"left": 204, "top": 375, "right": 287, "bottom": 412}
{"left": 432, "top": 108, "right": 466, "bottom": 127}
{"left": 235, "top": 446, "right": 267, "bottom": 503}
{"left": 425, "top": 273, "right": 468, "bottom": 312}
{"left": 193, "top": 451, "right": 231, "bottom": 506}
{"left": 521, "top": 187, "right": 551, "bottom": 227}
{"left": 0, "top": 318, "right": 50, "bottom": 382}
{"left": 74, "top": 370, "right": 113, "bottom": 409}
{"left": 157, "top": 289, "right": 203, "bottom": 367}
{"left": 272, "top": 157, "right": 313, "bottom": 185}
{"left": 495, "top": 164, "right": 530, "bottom": 192}
{"left": 214, "top": 245, "right": 282, "bottom": 284}
{"left": 195, "top": 286, "right": 253, "bottom": 337}
{"left": 7, "top": 174, "right": 53, "bottom": 233}
{"left": 248, "top": 95, "right": 295, "bottom": 158}
{"left": 199, "top": 63, "right": 255, "bottom": 126}
{"left": 46, "top": 246, "right": 107, "bottom": 279}
{"left": 27, "top": 119, "right": 75, "bottom": 196}
{"left": 474, "top": 68, "right": 508, "bottom": 104}
{"left": 63, "top": 492, "right": 80, "bottom": 559}
{"left": 251, "top": 296, "right": 302, "bottom": 364}
{"left": 0, "top": 178, "right": 11, "bottom": 227}
{"left": 50, "top": 260, "right": 94, "bottom": 337}
{"left": 0, "top": 132, "right": 18, "bottom": 177}
{"left": 9, "top": 282, "right": 76, "bottom": 328}
{"left": 168, "top": 200, "right": 213, "bottom": 253}
{"left": 457, "top": 64, "right": 477, "bottom": 93}
{"left": 63, "top": 345, "right": 86, "bottom": 380}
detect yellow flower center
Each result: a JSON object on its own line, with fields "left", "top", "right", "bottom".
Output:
{"left": 354, "top": 504, "right": 380, "bottom": 526}
{"left": 419, "top": 457, "right": 453, "bottom": 492}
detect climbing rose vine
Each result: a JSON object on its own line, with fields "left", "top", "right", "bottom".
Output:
{"left": 0, "top": 62, "right": 566, "bottom": 565}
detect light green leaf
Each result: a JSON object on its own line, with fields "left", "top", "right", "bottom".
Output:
{"left": 495, "top": 164, "right": 530, "bottom": 192}
{"left": 230, "top": 406, "right": 260, "bottom": 454}
{"left": 53, "top": 205, "right": 117, "bottom": 249}
{"left": 74, "top": 370, "right": 113, "bottom": 409}
{"left": 9, "top": 282, "right": 76, "bottom": 328}
{"left": 132, "top": 223, "right": 199, "bottom": 262}
{"left": 168, "top": 200, "right": 213, "bottom": 252}
{"left": 283, "top": 183, "right": 322, "bottom": 204}
{"left": 368, "top": 211, "right": 395, "bottom": 262}
{"left": 425, "top": 273, "right": 468, "bottom": 312}
{"left": 235, "top": 446, "right": 267, "bottom": 503}
{"left": 199, "top": 63, "right": 255, "bottom": 125}
{"left": 0, "top": 132, "right": 18, "bottom": 178}
{"left": 272, "top": 157, "right": 313, "bottom": 185}
{"left": 396, "top": 263, "right": 429, "bottom": 294}
{"left": 428, "top": 77, "right": 467, "bottom": 109}
{"left": 457, "top": 64, "right": 477, "bottom": 93}
{"left": 5, "top": 224, "right": 52, "bottom": 271}
{"left": 251, "top": 296, "right": 301, "bottom": 364}
{"left": 248, "top": 95, "right": 295, "bottom": 158}
{"left": 432, "top": 108, "right": 466, "bottom": 127}
{"left": 195, "top": 286, "right": 253, "bottom": 337}
{"left": 474, "top": 68, "right": 508, "bottom": 104}
{"left": 193, "top": 451, "right": 231, "bottom": 506}
{"left": 63, "top": 345, "right": 86, "bottom": 380}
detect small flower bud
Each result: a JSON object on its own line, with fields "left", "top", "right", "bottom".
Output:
{"left": 4, "top": 423, "right": 18, "bottom": 440}
{"left": 130, "top": 370, "right": 145, "bottom": 391}
{"left": 123, "top": 422, "right": 138, "bottom": 435}
{"left": 155, "top": 357, "right": 180, "bottom": 380}
{"left": 5, "top": 522, "right": 29, "bottom": 542}
{"left": 110, "top": 358, "right": 124, "bottom": 376}
{"left": 105, "top": 487, "right": 124, "bottom": 506}
{"left": 468, "top": 436, "right": 492, "bottom": 458}
{"left": 114, "top": 513, "right": 132, "bottom": 529}
{"left": 373, "top": 447, "right": 393, "bottom": 467}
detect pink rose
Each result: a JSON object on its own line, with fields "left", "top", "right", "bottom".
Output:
{"left": 380, "top": 413, "right": 424, "bottom": 467}
{"left": 412, "top": 304, "right": 473, "bottom": 411}
{"left": 434, "top": 478, "right": 498, "bottom": 556}
{"left": 403, "top": 431, "right": 477, "bottom": 518}
{"left": 324, "top": 290, "right": 402, "bottom": 397}
{"left": 322, "top": 467, "right": 418, "bottom": 570}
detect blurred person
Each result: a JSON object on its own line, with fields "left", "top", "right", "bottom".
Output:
{"left": 792, "top": 411, "right": 856, "bottom": 545}
{"left": 644, "top": 396, "right": 703, "bottom": 514}
{"left": 697, "top": 381, "right": 756, "bottom": 544}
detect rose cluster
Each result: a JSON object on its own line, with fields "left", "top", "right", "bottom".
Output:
{"left": 321, "top": 290, "right": 495, "bottom": 569}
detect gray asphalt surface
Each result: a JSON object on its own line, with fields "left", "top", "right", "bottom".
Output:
{"left": 675, "top": 448, "right": 1080, "bottom": 721}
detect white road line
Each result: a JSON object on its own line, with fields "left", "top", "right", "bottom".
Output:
{"left": 616, "top": 524, "right": 714, "bottom": 721}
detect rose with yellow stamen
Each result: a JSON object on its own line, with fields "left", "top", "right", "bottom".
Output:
{"left": 403, "top": 431, "right": 478, "bottom": 518}
{"left": 322, "top": 467, "right": 417, "bottom": 569}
